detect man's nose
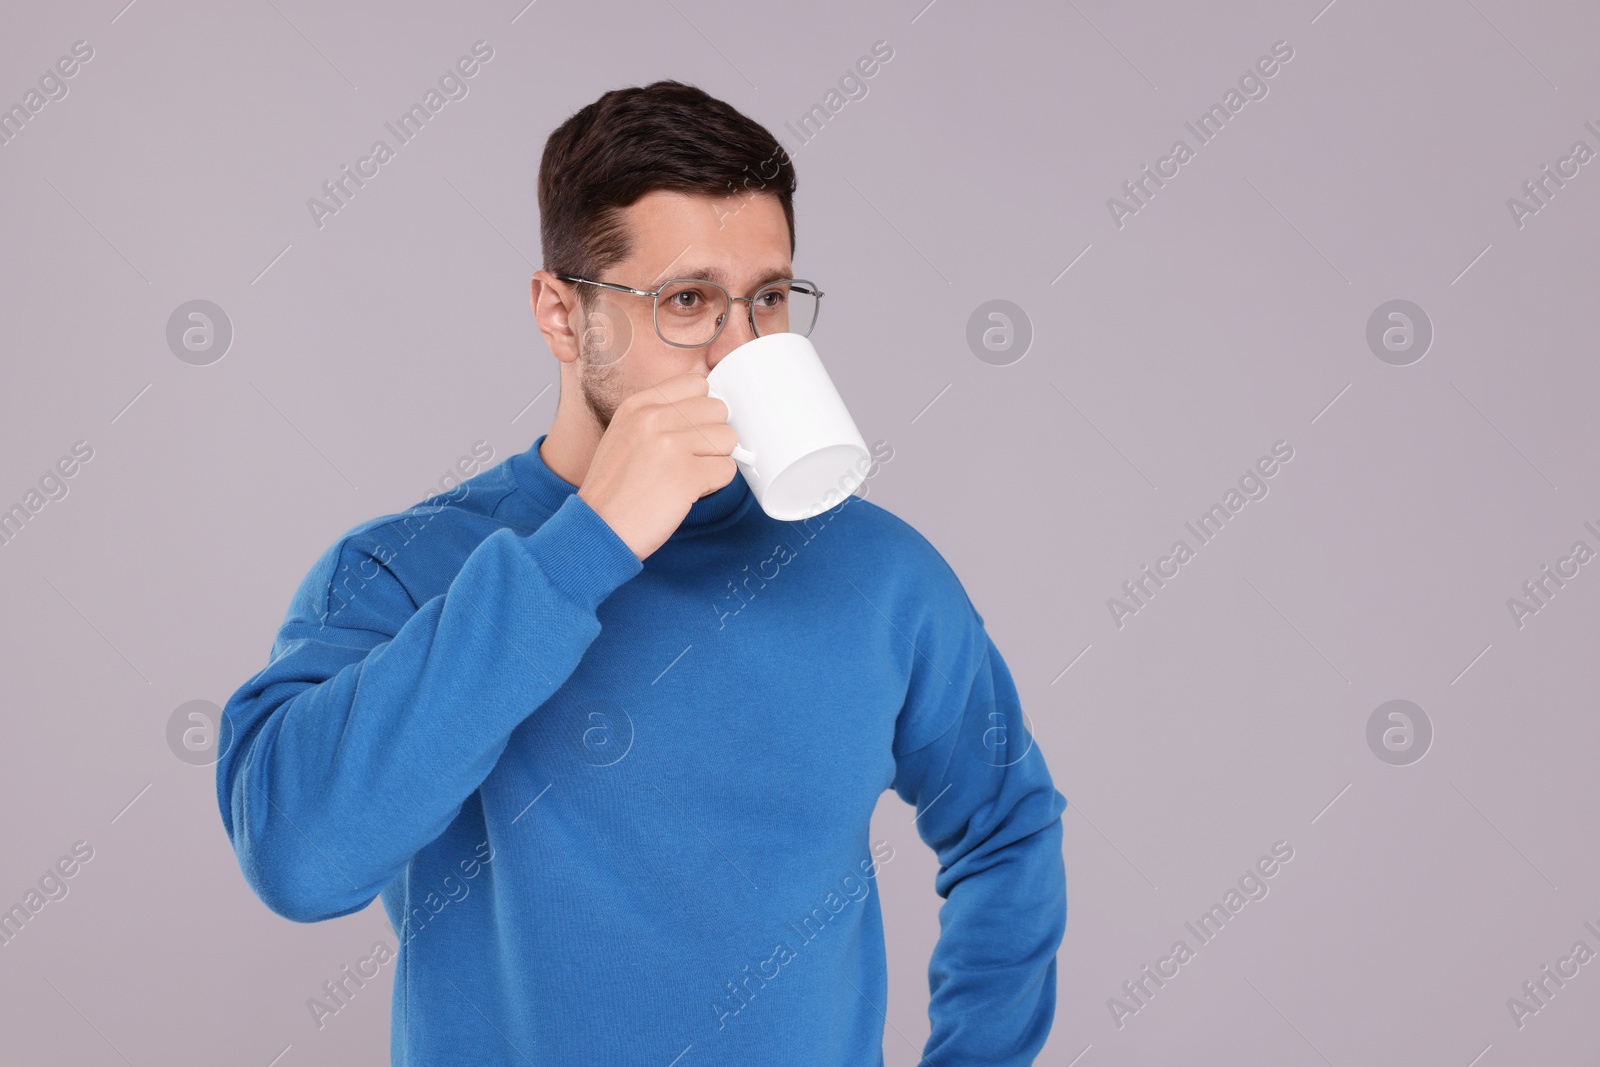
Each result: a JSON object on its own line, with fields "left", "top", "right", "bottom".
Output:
{"left": 708, "top": 302, "right": 757, "bottom": 363}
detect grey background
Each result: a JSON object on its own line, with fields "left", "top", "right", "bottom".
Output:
{"left": 2, "top": 0, "right": 1597, "bottom": 1063}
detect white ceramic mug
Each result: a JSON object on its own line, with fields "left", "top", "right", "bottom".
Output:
{"left": 705, "top": 332, "right": 872, "bottom": 521}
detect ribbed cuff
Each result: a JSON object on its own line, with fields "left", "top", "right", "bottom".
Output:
{"left": 518, "top": 492, "right": 643, "bottom": 615}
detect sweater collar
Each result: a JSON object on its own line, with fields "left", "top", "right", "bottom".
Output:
{"left": 510, "top": 433, "right": 755, "bottom": 535}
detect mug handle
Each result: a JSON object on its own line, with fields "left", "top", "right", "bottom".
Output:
{"left": 705, "top": 387, "right": 758, "bottom": 467}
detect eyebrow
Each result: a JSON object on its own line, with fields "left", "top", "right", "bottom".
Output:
{"left": 672, "top": 265, "right": 794, "bottom": 290}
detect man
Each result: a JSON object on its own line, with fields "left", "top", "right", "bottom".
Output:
{"left": 216, "top": 79, "right": 1067, "bottom": 1066}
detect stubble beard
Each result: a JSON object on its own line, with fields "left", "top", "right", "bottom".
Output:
{"left": 578, "top": 332, "right": 627, "bottom": 433}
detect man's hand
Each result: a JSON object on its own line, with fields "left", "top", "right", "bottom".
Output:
{"left": 576, "top": 373, "right": 740, "bottom": 562}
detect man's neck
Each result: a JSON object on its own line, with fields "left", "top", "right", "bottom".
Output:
{"left": 537, "top": 391, "right": 602, "bottom": 490}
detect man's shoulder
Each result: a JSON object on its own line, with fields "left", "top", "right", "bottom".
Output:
{"left": 823, "top": 493, "right": 980, "bottom": 618}
{"left": 294, "top": 461, "right": 530, "bottom": 633}
{"left": 334, "top": 459, "right": 524, "bottom": 558}
{"left": 831, "top": 492, "right": 940, "bottom": 553}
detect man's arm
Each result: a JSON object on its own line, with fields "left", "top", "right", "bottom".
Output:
{"left": 889, "top": 599, "right": 1068, "bottom": 1067}
{"left": 214, "top": 493, "right": 642, "bottom": 923}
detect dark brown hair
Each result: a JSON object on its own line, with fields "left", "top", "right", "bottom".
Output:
{"left": 538, "top": 79, "right": 798, "bottom": 311}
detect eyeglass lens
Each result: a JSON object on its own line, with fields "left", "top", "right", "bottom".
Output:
{"left": 654, "top": 280, "right": 817, "bottom": 346}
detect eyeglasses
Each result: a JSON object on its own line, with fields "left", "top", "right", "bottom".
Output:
{"left": 555, "top": 274, "right": 823, "bottom": 348}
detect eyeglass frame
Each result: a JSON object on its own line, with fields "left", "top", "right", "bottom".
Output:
{"left": 553, "top": 273, "right": 824, "bottom": 348}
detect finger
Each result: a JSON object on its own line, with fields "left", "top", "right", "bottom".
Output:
{"left": 651, "top": 393, "right": 729, "bottom": 431}
{"left": 692, "top": 453, "right": 742, "bottom": 494}
{"left": 672, "top": 424, "right": 740, "bottom": 458}
{"left": 643, "top": 372, "right": 713, "bottom": 403}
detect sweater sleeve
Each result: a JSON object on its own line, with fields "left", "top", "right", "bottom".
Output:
{"left": 889, "top": 599, "right": 1069, "bottom": 1067}
{"left": 214, "top": 492, "right": 643, "bottom": 923}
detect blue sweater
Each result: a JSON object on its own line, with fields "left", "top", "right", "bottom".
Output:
{"left": 216, "top": 434, "right": 1067, "bottom": 1066}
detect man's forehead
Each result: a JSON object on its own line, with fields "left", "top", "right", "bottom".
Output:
{"left": 618, "top": 190, "right": 791, "bottom": 284}
{"left": 632, "top": 242, "right": 792, "bottom": 289}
